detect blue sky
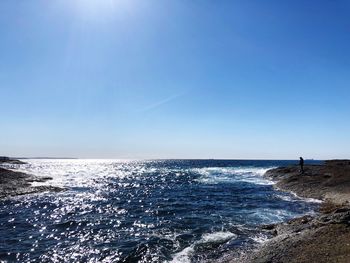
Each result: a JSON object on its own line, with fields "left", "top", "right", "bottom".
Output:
{"left": 1, "top": 0, "right": 350, "bottom": 159}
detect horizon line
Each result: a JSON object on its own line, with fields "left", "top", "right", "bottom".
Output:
{"left": 8, "top": 157, "right": 327, "bottom": 161}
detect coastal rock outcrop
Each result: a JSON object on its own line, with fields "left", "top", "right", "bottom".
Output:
{"left": 265, "top": 160, "right": 350, "bottom": 204}
{"left": 0, "top": 158, "right": 64, "bottom": 199}
{"left": 0, "top": 156, "right": 26, "bottom": 165}
{"left": 229, "top": 160, "right": 350, "bottom": 263}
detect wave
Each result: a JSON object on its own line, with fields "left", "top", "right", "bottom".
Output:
{"left": 168, "top": 231, "right": 236, "bottom": 263}
{"left": 251, "top": 233, "right": 270, "bottom": 244}
{"left": 274, "top": 190, "right": 323, "bottom": 204}
{"left": 192, "top": 167, "right": 276, "bottom": 185}
{"left": 169, "top": 246, "right": 194, "bottom": 263}
{"left": 289, "top": 191, "right": 323, "bottom": 203}
{"left": 200, "top": 231, "right": 236, "bottom": 243}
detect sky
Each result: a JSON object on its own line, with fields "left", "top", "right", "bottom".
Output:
{"left": 1, "top": 0, "right": 350, "bottom": 159}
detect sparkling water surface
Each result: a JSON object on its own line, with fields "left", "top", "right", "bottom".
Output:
{"left": 0, "top": 159, "right": 321, "bottom": 262}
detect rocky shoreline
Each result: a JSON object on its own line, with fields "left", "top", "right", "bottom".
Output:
{"left": 0, "top": 157, "right": 64, "bottom": 199}
{"left": 2, "top": 158, "right": 350, "bottom": 261}
{"left": 228, "top": 160, "right": 350, "bottom": 263}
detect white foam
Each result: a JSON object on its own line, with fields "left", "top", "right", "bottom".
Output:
{"left": 193, "top": 167, "right": 275, "bottom": 185}
{"left": 303, "top": 197, "right": 323, "bottom": 203}
{"left": 251, "top": 233, "right": 269, "bottom": 244}
{"left": 274, "top": 192, "right": 323, "bottom": 204}
{"left": 289, "top": 191, "right": 323, "bottom": 203}
{"left": 168, "top": 231, "right": 236, "bottom": 263}
{"left": 200, "top": 231, "right": 236, "bottom": 244}
{"left": 168, "top": 246, "right": 194, "bottom": 263}
{"left": 276, "top": 194, "right": 294, "bottom": 202}
{"left": 251, "top": 208, "right": 297, "bottom": 224}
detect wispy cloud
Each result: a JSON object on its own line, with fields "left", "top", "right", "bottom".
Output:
{"left": 138, "top": 92, "right": 187, "bottom": 112}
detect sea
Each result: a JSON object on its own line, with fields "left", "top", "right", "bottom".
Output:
{"left": 0, "top": 159, "right": 322, "bottom": 262}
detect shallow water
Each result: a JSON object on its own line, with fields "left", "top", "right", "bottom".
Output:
{"left": 0, "top": 159, "right": 321, "bottom": 262}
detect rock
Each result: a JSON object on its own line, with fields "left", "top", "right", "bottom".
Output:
{"left": 0, "top": 167, "right": 64, "bottom": 199}
{"left": 264, "top": 161, "right": 350, "bottom": 204}
{"left": 228, "top": 160, "right": 350, "bottom": 263}
{"left": 0, "top": 156, "right": 26, "bottom": 164}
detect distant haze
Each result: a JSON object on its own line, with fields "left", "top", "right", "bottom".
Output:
{"left": 1, "top": 0, "right": 349, "bottom": 160}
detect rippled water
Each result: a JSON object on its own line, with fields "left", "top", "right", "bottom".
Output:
{"left": 0, "top": 159, "right": 321, "bottom": 262}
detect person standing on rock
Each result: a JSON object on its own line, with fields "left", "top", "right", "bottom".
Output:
{"left": 299, "top": 157, "right": 304, "bottom": 174}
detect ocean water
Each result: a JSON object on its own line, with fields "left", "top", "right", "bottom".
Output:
{"left": 0, "top": 159, "right": 322, "bottom": 262}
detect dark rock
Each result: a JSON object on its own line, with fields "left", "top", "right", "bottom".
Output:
{"left": 0, "top": 156, "right": 26, "bottom": 164}
{"left": 261, "top": 224, "right": 275, "bottom": 230}
{"left": 228, "top": 160, "right": 350, "bottom": 263}
{"left": 0, "top": 167, "right": 64, "bottom": 199}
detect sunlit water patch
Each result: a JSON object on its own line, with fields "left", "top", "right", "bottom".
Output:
{"left": 0, "top": 159, "right": 322, "bottom": 262}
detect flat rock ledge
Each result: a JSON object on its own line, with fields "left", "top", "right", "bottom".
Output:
{"left": 226, "top": 160, "right": 350, "bottom": 263}
{"left": 265, "top": 160, "right": 350, "bottom": 204}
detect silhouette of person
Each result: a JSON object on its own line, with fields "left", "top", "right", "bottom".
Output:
{"left": 299, "top": 157, "right": 304, "bottom": 174}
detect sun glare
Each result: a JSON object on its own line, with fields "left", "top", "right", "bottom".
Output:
{"left": 73, "top": 0, "right": 130, "bottom": 20}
